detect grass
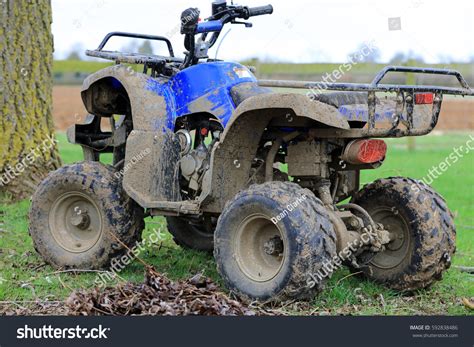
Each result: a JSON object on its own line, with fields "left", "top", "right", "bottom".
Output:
{"left": 250, "top": 62, "right": 474, "bottom": 77}
{"left": 53, "top": 60, "right": 113, "bottom": 74}
{"left": 0, "top": 132, "right": 473, "bottom": 315}
{"left": 54, "top": 59, "right": 474, "bottom": 78}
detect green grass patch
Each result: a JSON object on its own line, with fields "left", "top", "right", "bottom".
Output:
{"left": 57, "top": 133, "right": 112, "bottom": 165}
{"left": 53, "top": 60, "right": 112, "bottom": 75}
{"left": 250, "top": 62, "right": 473, "bottom": 77}
{"left": 54, "top": 60, "right": 473, "bottom": 79}
{"left": 1, "top": 133, "right": 473, "bottom": 315}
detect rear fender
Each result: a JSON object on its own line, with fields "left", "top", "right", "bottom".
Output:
{"left": 226, "top": 93, "right": 349, "bottom": 132}
{"left": 218, "top": 93, "right": 349, "bottom": 158}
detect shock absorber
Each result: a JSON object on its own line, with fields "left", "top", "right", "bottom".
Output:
{"left": 315, "top": 179, "right": 333, "bottom": 206}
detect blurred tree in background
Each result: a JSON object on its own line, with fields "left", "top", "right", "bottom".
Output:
{"left": 138, "top": 40, "right": 153, "bottom": 55}
{"left": 0, "top": 0, "right": 61, "bottom": 200}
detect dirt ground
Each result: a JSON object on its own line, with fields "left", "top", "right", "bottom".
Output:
{"left": 53, "top": 86, "right": 86, "bottom": 130}
{"left": 53, "top": 86, "right": 474, "bottom": 131}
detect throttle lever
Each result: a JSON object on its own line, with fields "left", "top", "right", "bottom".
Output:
{"left": 232, "top": 20, "right": 253, "bottom": 28}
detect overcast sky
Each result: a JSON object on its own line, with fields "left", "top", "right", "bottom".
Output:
{"left": 51, "top": 0, "right": 474, "bottom": 63}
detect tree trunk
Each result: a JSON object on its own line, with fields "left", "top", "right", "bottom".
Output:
{"left": 0, "top": 0, "right": 61, "bottom": 201}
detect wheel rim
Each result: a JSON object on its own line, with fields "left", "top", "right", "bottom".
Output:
{"left": 49, "top": 191, "right": 103, "bottom": 253}
{"left": 369, "top": 207, "right": 411, "bottom": 269}
{"left": 233, "top": 214, "right": 285, "bottom": 282}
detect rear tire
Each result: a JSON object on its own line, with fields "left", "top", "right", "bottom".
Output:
{"left": 214, "top": 182, "right": 337, "bottom": 302}
{"left": 29, "top": 162, "right": 144, "bottom": 269}
{"left": 351, "top": 177, "right": 456, "bottom": 291}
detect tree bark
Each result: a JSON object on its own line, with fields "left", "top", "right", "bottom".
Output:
{"left": 0, "top": 0, "right": 61, "bottom": 200}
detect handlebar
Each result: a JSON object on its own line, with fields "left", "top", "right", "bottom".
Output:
{"left": 195, "top": 3, "right": 273, "bottom": 34}
{"left": 182, "top": 2, "right": 273, "bottom": 68}
{"left": 196, "top": 21, "right": 223, "bottom": 34}
{"left": 245, "top": 5, "right": 273, "bottom": 18}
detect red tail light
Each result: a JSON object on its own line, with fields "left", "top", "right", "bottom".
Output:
{"left": 415, "top": 93, "right": 434, "bottom": 104}
{"left": 342, "top": 139, "right": 387, "bottom": 165}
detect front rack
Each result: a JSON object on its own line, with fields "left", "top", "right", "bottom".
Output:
{"left": 85, "top": 31, "right": 183, "bottom": 66}
{"left": 259, "top": 66, "right": 473, "bottom": 138}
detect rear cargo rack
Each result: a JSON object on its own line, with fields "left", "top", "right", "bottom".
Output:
{"left": 259, "top": 66, "right": 474, "bottom": 138}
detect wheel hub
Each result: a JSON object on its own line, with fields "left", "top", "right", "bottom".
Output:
{"left": 387, "top": 230, "right": 405, "bottom": 251}
{"left": 70, "top": 209, "right": 91, "bottom": 230}
{"left": 263, "top": 236, "right": 284, "bottom": 256}
{"left": 234, "top": 214, "right": 286, "bottom": 282}
{"left": 49, "top": 191, "right": 103, "bottom": 253}
{"left": 368, "top": 207, "right": 411, "bottom": 269}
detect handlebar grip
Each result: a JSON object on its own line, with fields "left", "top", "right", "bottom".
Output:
{"left": 246, "top": 5, "right": 273, "bottom": 17}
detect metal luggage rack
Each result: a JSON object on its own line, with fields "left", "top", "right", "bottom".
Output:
{"left": 259, "top": 66, "right": 474, "bottom": 138}
{"left": 85, "top": 32, "right": 184, "bottom": 73}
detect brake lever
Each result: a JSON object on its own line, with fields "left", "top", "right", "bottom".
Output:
{"left": 231, "top": 20, "right": 253, "bottom": 28}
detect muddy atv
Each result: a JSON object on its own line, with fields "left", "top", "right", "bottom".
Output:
{"left": 30, "top": 2, "right": 473, "bottom": 302}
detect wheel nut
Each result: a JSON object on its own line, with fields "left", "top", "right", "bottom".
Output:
{"left": 70, "top": 213, "right": 90, "bottom": 230}
{"left": 263, "top": 236, "right": 284, "bottom": 256}
{"left": 349, "top": 218, "right": 360, "bottom": 229}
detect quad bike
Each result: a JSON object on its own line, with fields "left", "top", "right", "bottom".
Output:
{"left": 30, "top": 2, "right": 473, "bottom": 302}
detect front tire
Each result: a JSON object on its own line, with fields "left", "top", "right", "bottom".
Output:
{"left": 29, "top": 162, "right": 144, "bottom": 269}
{"left": 214, "top": 182, "right": 337, "bottom": 302}
{"left": 352, "top": 177, "right": 456, "bottom": 291}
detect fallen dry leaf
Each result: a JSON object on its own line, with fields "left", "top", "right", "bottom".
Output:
{"left": 66, "top": 267, "right": 259, "bottom": 316}
{"left": 461, "top": 297, "right": 474, "bottom": 310}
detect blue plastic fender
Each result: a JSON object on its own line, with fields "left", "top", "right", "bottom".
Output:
{"left": 146, "top": 61, "right": 256, "bottom": 129}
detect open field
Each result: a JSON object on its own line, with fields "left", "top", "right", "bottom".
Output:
{"left": 0, "top": 133, "right": 473, "bottom": 315}
{"left": 53, "top": 60, "right": 474, "bottom": 78}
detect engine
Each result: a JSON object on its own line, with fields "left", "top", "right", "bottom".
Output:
{"left": 176, "top": 126, "right": 221, "bottom": 194}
